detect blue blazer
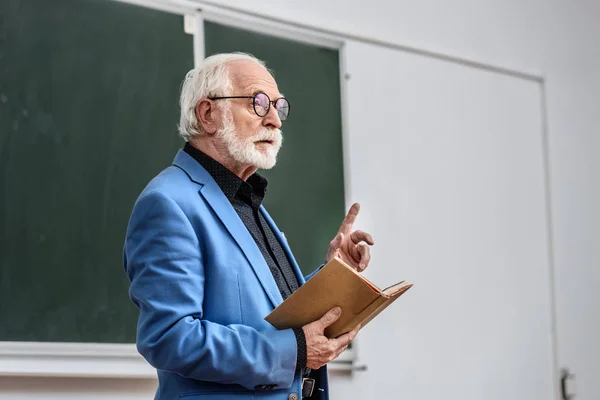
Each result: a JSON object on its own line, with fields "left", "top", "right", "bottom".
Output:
{"left": 124, "top": 150, "right": 328, "bottom": 400}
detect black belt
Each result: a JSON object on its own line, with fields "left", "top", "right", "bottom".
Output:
{"left": 302, "top": 378, "right": 316, "bottom": 398}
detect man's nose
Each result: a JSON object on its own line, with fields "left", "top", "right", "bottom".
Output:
{"left": 262, "top": 104, "right": 282, "bottom": 130}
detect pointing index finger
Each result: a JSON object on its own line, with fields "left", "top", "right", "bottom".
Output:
{"left": 339, "top": 203, "right": 360, "bottom": 234}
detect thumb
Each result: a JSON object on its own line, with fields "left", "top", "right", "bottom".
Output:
{"left": 319, "top": 307, "right": 342, "bottom": 330}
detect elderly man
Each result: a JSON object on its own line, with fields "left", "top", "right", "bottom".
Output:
{"left": 123, "top": 52, "right": 374, "bottom": 400}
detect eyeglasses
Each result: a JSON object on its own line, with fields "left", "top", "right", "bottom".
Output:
{"left": 208, "top": 92, "right": 291, "bottom": 121}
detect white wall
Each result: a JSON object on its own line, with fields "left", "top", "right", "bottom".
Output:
{"left": 203, "top": 0, "right": 600, "bottom": 398}
{"left": 342, "top": 38, "right": 554, "bottom": 400}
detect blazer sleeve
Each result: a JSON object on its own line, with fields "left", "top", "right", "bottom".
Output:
{"left": 123, "top": 191, "right": 297, "bottom": 390}
{"left": 304, "top": 264, "right": 325, "bottom": 281}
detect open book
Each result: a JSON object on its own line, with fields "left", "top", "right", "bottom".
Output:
{"left": 265, "top": 257, "right": 413, "bottom": 338}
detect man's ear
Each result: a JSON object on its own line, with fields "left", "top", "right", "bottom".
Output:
{"left": 195, "top": 99, "right": 219, "bottom": 135}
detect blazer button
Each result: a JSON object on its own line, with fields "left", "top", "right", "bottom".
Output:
{"left": 288, "top": 394, "right": 299, "bottom": 400}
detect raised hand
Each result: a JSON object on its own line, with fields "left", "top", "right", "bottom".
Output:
{"left": 325, "top": 203, "right": 374, "bottom": 272}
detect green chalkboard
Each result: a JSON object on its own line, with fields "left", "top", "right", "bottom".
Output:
{"left": 0, "top": 5, "right": 344, "bottom": 343}
{"left": 205, "top": 22, "right": 346, "bottom": 276}
{"left": 0, "top": 0, "right": 193, "bottom": 342}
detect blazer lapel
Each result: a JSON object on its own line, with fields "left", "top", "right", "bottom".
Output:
{"left": 200, "top": 181, "right": 283, "bottom": 307}
{"left": 172, "top": 150, "right": 283, "bottom": 308}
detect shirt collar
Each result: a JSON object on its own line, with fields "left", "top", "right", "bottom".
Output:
{"left": 183, "top": 142, "right": 268, "bottom": 206}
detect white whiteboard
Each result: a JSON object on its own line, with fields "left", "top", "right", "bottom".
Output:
{"left": 335, "top": 40, "right": 555, "bottom": 400}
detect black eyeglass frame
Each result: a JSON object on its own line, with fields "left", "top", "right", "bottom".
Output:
{"left": 208, "top": 92, "right": 291, "bottom": 121}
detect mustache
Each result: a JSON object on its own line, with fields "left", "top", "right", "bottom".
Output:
{"left": 252, "top": 128, "right": 282, "bottom": 142}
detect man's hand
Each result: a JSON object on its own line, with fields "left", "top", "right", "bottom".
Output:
{"left": 302, "top": 307, "right": 360, "bottom": 370}
{"left": 325, "top": 203, "right": 374, "bottom": 272}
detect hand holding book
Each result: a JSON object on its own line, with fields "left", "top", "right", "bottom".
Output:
{"left": 301, "top": 307, "right": 361, "bottom": 369}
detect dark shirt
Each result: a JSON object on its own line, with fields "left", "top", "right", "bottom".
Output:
{"left": 183, "top": 142, "right": 308, "bottom": 373}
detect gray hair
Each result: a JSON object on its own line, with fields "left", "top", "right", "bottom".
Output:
{"left": 178, "top": 52, "right": 266, "bottom": 141}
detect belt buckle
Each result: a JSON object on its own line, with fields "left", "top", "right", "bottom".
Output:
{"left": 302, "top": 378, "right": 315, "bottom": 398}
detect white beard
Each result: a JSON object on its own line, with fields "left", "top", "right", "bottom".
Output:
{"left": 217, "top": 109, "right": 283, "bottom": 170}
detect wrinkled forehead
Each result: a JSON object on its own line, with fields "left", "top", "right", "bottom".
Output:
{"left": 228, "top": 60, "right": 281, "bottom": 98}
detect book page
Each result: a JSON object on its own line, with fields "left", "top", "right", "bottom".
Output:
{"left": 382, "top": 281, "right": 412, "bottom": 296}
{"left": 355, "top": 271, "right": 382, "bottom": 293}
{"left": 337, "top": 257, "right": 382, "bottom": 293}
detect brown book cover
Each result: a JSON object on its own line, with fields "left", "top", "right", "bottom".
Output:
{"left": 265, "top": 257, "right": 413, "bottom": 338}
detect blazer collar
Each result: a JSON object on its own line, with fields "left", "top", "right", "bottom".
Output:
{"left": 172, "top": 149, "right": 213, "bottom": 185}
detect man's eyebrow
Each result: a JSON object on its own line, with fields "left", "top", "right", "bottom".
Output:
{"left": 247, "top": 87, "right": 284, "bottom": 98}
